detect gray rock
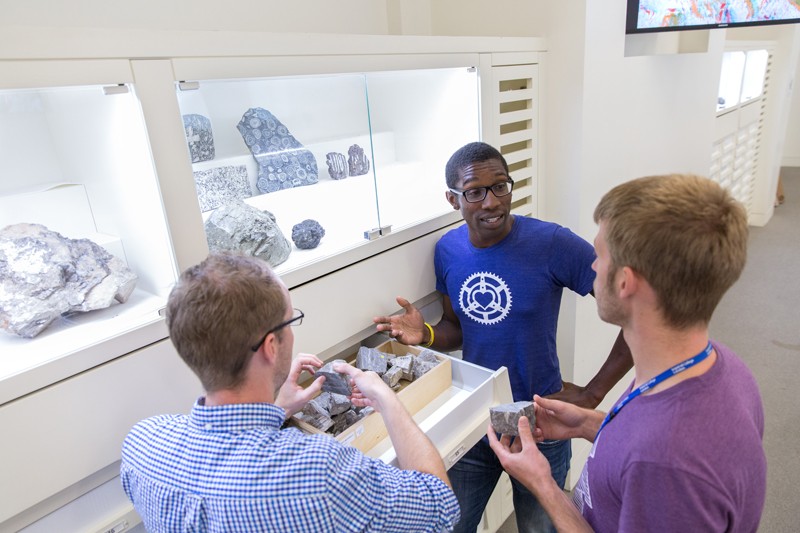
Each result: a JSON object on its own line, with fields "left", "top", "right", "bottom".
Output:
{"left": 356, "top": 346, "right": 389, "bottom": 375}
{"left": 325, "top": 152, "right": 348, "bottom": 180}
{"left": 489, "top": 401, "right": 535, "bottom": 436}
{"left": 318, "top": 359, "right": 352, "bottom": 396}
{"left": 193, "top": 165, "right": 251, "bottom": 212}
{"left": 298, "top": 402, "right": 334, "bottom": 432}
{"left": 412, "top": 359, "right": 438, "bottom": 380}
{"left": 204, "top": 201, "right": 290, "bottom": 268}
{"left": 0, "top": 223, "right": 138, "bottom": 338}
{"left": 416, "top": 349, "right": 440, "bottom": 364}
{"left": 347, "top": 144, "right": 370, "bottom": 176}
{"left": 382, "top": 365, "right": 404, "bottom": 388}
{"left": 328, "top": 393, "right": 352, "bottom": 416}
{"left": 390, "top": 354, "right": 414, "bottom": 381}
{"left": 183, "top": 113, "right": 215, "bottom": 163}
{"left": 291, "top": 219, "right": 325, "bottom": 250}
{"left": 236, "top": 107, "right": 319, "bottom": 193}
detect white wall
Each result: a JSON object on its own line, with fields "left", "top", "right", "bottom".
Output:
{"left": 785, "top": 54, "right": 800, "bottom": 166}
{"left": 0, "top": 0, "right": 390, "bottom": 34}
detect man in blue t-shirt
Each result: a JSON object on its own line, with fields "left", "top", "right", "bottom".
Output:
{"left": 374, "top": 142, "right": 632, "bottom": 532}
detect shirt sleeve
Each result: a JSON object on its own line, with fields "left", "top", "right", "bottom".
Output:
{"left": 617, "top": 461, "right": 733, "bottom": 532}
{"left": 326, "top": 444, "right": 460, "bottom": 532}
{"left": 548, "top": 226, "right": 596, "bottom": 296}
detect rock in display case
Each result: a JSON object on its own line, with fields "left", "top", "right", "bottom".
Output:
{"left": 175, "top": 68, "right": 480, "bottom": 274}
{"left": 0, "top": 83, "right": 177, "bottom": 401}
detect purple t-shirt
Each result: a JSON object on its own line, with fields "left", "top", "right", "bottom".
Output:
{"left": 573, "top": 341, "right": 766, "bottom": 532}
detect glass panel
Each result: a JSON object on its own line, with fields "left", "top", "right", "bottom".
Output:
{"left": 741, "top": 50, "right": 769, "bottom": 104}
{"left": 717, "top": 51, "right": 745, "bottom": 112}
{"left": 175, "top": 74, "right": 381, "bottom": 275}
{"left": 368, "top": 67, "right": 480, "bottom": 230}
{"left": 0, "top": 85, "right": 176, "bottom": 375}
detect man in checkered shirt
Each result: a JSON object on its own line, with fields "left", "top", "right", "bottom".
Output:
{"left": 121, "top": 253, "right": 459, "bottom": 532}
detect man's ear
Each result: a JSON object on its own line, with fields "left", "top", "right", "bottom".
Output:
{"left": 618, "top": 266, "right": 638, "bottom": 298}
{"left": 256, "top": 332, "right": 279, "bottom": 367}
{"left": 446, "top": 190, "right": 460, "bottom": 210}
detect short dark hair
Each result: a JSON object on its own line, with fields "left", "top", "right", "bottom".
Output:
{"left": 445, "top": 142, "right": 510, "bottom": 188}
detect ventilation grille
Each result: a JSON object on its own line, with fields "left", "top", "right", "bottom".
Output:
{"left": 489, "top": 64, "right": 538, "bottom": 217}
{"left": 709, "top": 50, "right": 772, "bottom": 214}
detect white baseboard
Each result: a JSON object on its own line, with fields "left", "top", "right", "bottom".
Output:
{"left": 781, "top": 156, "right": 800, "bottom": 168}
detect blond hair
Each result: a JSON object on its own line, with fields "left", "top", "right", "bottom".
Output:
{"left": 594, "top": 174, "right": 748, "bottom": 328}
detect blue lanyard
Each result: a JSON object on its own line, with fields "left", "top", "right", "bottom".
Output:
{"left": 596, "top": 341, "right": 713, "bottom": 437}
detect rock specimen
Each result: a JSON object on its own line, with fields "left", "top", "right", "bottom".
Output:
{"left": 347, "top": 144, "right": 370, "bottom": 176}
{"left": 318, "top": 359, "right": 352, "bottom": 396}
{"left": 356, "top": 346, "right": 389, "bottom": 374}
{"left": 390, "top": 355, "right": 415, "bottom": 381}
{"left": 193, "top": 165, "right": 252, "bottom": 212}
{"left": 204, "top": 201, "right": 290, "bottom": 268}
{"left": 183, "top": 113, "right": 215, "bottom": 163}
{"left": 489, "top": 401, "right": 535, "bottom": 436}
{"left": 236, "top": 107, "right": 319, "bottom": 193}
{"left": 417, "top": 349, "right": 439, "bottom": 364}
{"left": 291, "top": 219, "right": 325, "bottom": 250}
{"left": 382, "top": 365, "right": 404, "bottom": 388}
{"left": 325, "top": 152, "right": 348, "bottom": 180}
{"left": 0, "top": 223, "right": 138, "bottom": 338}
{"left": 412, "top": 359, "right": 439, "bottom": 380}
{"left": 298, "top": 399, "right": 334, "bottom": 432}
{"left": 328, "top": 392, "right": 353, "bottom": 416}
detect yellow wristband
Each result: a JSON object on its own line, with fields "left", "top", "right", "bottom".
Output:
{"left": 423, "top": 322, "right": 435, "bottom": 348}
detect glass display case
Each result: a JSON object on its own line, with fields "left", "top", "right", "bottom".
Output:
{"left": 0, "top": 83, "right": 177, "bottom": 398}
{"left": 175, "top": 67, "right": 480, "bottom": 275}
{"left": 717, "top": 49, "right": 769, "bottom": 113}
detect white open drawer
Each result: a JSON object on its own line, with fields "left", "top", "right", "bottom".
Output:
{"left": 364, "top": 355, "right": 513, "bottom": 470}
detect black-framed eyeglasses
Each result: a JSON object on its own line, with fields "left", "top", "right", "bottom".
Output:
{"left": 449, "top": 178, "right": 514, "bottom": 203}
{"left": 250, "top": 308, "right": 304, "bottom": 351}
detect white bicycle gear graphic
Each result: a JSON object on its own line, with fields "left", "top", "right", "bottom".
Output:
{"left": 458, "top": 271, "right": 512, "bottom": 325}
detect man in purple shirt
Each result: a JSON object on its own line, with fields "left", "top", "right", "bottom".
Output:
{"left": 489, "top": 174, "right": 766, "bottom": 532}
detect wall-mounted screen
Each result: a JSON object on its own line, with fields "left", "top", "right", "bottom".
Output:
{"left": 626, "top": 1, "right": 800, "bottom": 33}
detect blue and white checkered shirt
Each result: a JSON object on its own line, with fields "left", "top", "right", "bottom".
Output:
{"left": 121, "top": 399, "right": 459, "bottom": 532}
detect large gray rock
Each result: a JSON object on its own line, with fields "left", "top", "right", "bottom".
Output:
{"left": 237, "top": 107, "right": 319, "bottom": 193}
{"left": 489, "top": 401, "right": 535, "bottom": 436}
{"left": 204, "top": 201, "right": 290, "bottom": 268}
{"left": 0, "top": 223, "right": 137, "bottom": 338}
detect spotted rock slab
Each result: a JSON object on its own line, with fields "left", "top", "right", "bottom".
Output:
{"left": 237, "top": 107, "right": 318, "bottom": 193}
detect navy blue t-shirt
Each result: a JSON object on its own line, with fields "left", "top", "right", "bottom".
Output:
{"left": 434, "top": 215, "right": 596, "bottom": 401}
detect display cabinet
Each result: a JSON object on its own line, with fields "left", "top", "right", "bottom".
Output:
{"left": 711, "top": 45, "right": 772, "bottom": 217}
{"left": 0, "top": 73, "right": 178, "bottom": 405}
{"left": 0, "top": 30, "right": 543, "bottom": 530}
{"left": 176, "top": 68, "right": 479, "bottom": 276}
